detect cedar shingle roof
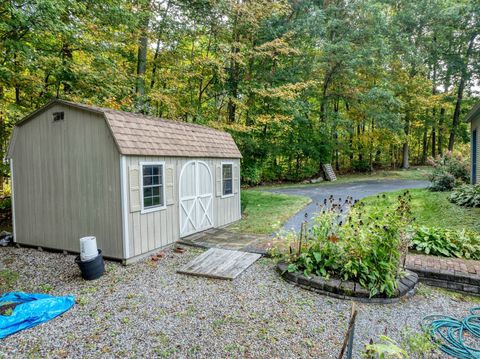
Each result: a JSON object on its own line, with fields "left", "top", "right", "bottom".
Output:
{"left": 15, "top": 100, "right": 242, "bottom": 158}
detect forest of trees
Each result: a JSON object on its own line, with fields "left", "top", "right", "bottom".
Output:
{"left": 1, "top": 0, "right": 479, "bottom": 184}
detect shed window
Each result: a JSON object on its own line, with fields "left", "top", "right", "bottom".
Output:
{"left": 222, "top": 163, "right": 233, "bottom": 196}
{"left": 53, "top": 112, "right": 64, "bottom": 121}
{"left": 142, "top": 164, "right": 164, "bottom": 209}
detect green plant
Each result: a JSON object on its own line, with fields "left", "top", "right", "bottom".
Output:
{"left": 449, "top": 184, "right": 480, "bottom": 207}
{"left": 363, "top": 330, "right": 439, "bottom": 359}
{"left": 411, "top": 226, "right": 480, "bottom": 260}
{"left": 428, "top": 153, "right": 470, "bottom": 192}
{"left": 273, "top": 193, "right": 413, "bottom": 297}
{"left": 0, "top": 197, "right": 11, "bottom": 212}
{"left": 429, "top": 171, "right": 455, "bottom": 191}
{"left": 363, "top": 336, "right": 409, "bottom": 358}
{"left": 400, "top": 328, "right": 439, "bottom": 357}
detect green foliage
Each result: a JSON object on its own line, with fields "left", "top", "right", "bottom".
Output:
{"left": 411, "top": 226, "right": 480, "bottom": 260}
{"left": 0, "top": 0, "right": 478, "bottom": 183}
{"left": 400, "top": 329, "right": 439, "bottom": 357}
{"left": 429, "top": 171, "right": 455, "bottom": 191}
{"left": 0, "top": 197, "right": 12, "bottom": 212}
{"left": 428, "top": 153, "right": 470, "bottom": 191}
{"left": 449, "top": 184, "right": 480, "bottom": 207}
{"left": 363, "top": 329, "right": 440, "bottom": 359}
{"left": 273, "top": 193, "right": 413, "bottom": 297}
{"left": 363, "top": 336, "right": 409, "bottom": 359}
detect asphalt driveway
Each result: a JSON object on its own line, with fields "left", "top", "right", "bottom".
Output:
{"left": 270, "top": 179, "right": 430, "bottom": 232}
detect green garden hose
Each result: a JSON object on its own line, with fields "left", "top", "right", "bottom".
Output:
{"left": 422, "top": 307, "right": 480, "bottom": 358}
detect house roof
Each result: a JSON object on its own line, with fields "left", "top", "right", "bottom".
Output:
{"left": 13, "top": 99, "right": 242, "bottom": 159}
{"left": 465, "top": 103, "right": 480, "bottom": 123}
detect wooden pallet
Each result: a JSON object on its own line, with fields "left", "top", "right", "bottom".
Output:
{"left": 322, "top": 163, "right": 337, "bottom": 181}
{"left": 178, "top": 248, "right": 261, "bottom": 280}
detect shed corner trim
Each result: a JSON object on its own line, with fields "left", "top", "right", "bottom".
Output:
{"left": 120, "top": 155, "right": 130, "bottom": 259}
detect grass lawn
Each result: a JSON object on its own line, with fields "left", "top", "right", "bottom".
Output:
{"left": 254, "top": 166, "right": 432, "bottom": 190}
{"left": 227, "top": 190, "right": 310, "bottom": 234}
{"left": 361, "top": 188, "right": 480, "bottom": 233}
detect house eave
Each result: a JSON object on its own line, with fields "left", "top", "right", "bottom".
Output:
{"left": 465, "top": 103, "right": 480, "bottom": 123}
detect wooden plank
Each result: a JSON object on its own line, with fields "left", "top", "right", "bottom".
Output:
{"left": 178, "top": 248, "right": 261, "bottom": 280}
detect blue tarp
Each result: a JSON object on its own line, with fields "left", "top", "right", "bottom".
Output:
{"left": 0, "top": 292, "right": 74, "bottom": 339}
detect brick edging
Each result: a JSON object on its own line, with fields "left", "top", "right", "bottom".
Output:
{"left": 406, "top": 266, "right": 480, "bottom": 295}
{"left": 276, "top": 262, "right": 418, "bottom": 304}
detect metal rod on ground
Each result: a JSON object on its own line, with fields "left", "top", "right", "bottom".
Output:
{"left": 338, "top": 302, "right": 358, "bottom": 359}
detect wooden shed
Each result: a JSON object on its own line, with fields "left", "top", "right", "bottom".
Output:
{"left": 466, "top": 103, "right": 480, "bottom": 185}
{"left": 7, "top": 100, "right": 242, "bottom": 263}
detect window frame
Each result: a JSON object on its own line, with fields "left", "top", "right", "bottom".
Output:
{"left": 139, "top": 161, "right": 166, "bottom": 214}
{"left": 221, "top": 161, "right": 234, "bottom": 198}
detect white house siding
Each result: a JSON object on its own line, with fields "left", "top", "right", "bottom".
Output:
{"left": 10, "top": 104, "right": 123, "bottom": 258}
{"left": 125, "top": 156, "right": 241, "bottom": 258}
{"left": 473, "top": 116, "right": 480, "bottom": 184}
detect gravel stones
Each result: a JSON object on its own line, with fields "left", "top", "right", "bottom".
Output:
{"left": 0, "top": 246, "right": 475, "bottom": 358}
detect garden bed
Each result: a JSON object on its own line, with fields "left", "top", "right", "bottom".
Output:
{"left": 277, "top": 262, "right": 418, "bottom": 304}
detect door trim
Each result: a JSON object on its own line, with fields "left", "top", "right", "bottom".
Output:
{"left": 179, "top": 160, "right": 214, "bottom": 237}
{"left": 473, "top": 129, "right": 477, "bottom": 184}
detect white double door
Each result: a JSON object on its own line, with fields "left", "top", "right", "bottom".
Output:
{"left": 179, "top": 161, "right": 214, "bottom": 237}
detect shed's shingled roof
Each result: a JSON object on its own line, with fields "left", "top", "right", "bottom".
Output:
{"left": 16, "top": 100, "right": 242, "bottom": 158}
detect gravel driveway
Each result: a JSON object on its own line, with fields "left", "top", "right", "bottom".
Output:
{"left": 1, "top": 245, "right": 475, "bottom": 358}
{"left": 270, "top": 180, "right": 430, "bottom": 232}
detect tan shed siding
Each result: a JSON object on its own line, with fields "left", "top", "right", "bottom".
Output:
{"left": 474, "top": 116, "right": 480, "bottom": 184}
{"left": 214, "top": 159, "right": 241, "bottom": 227}
{"left": 11, "top": 105, "right": 123, "bottom": 258}
{"left": 126, "top": 157, "right": 241, "bottom": 257}
{"left": 126, "top": 155, "right": 178, "bottom": 257}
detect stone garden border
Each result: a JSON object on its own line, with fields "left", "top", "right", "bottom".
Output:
{"left": 411, "top": 267, "right": 480, "bottom": 295}
{"left": 276, "top": 261, "right": 418, "bottom": 304}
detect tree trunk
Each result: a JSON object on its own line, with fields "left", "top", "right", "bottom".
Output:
{"left": 438, "top": 107, "right": 445, "bottom": 156}
{"left": 402, "top": 117, "right": 410, "bottom": 169}
{"left": 402, "top": 143, "right": 409, "bottom": 169}
{"left": 431, "top": 122, "right": 436, "bottom": 158}
{"left": 150, "top": 1, "right": 171, "bottom": 90}
{"left": 227, "top": 2, "right": 240, "bottom": 123}
{"left": 61, "top": 43, "right": 73, "bottom": 94}
{"left": 136, "top": 5, "right": 150, "bottom": 112}
{"left": 448, "top": 32, "right": 477, "bottom": 151}
{"left": 422, "top": 127, "right": 428, "bottom": 164}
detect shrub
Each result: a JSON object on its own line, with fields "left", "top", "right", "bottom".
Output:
{"left": 272, "top": 192, "right": 413, "bottom": 297}
{"left": 448, "top": 184, "right": 480, "bottom": 207}
{"left": 429, "top": 171, "right": 455, "bottom": 191}
{"left": 411, "top": 226, "right": 480, "bottom": 260}
{"left": 0, "top": 197, "right": 11, "bottom": 212}
{"left": 351, "top": 159, "right": 371, "bottom": 172}
{"left": 427, "top": 152, "right": 470, "bottom": 191}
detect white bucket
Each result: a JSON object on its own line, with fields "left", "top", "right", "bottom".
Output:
{"left": 80, "top": 236, "right": 98, "bottom": 262}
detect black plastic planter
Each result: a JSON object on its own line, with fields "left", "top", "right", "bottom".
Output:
{"left": 75, "top": 249, "right": 105, "bottom": 280}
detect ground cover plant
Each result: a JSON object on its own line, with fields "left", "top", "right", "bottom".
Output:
{"left": 411, "top": 227, "right": 480, "bottom": 260}
{"left": 449, "top": 184, "right": 480, "bottom": 207}
{"left": 272, "top": 192, "right": 413, "bottom": 297}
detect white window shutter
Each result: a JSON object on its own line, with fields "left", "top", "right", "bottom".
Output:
{"left": 233, "top": 164, "right": 239, "bottom": 194}
{"left": 165, "top": 164, "right": 174, "bottom": 205}
{"left": 129, "top": 165, "right": 141, "bottom": 212}
{"left": 216, "top": 164, "right": 222, "bottom": 197}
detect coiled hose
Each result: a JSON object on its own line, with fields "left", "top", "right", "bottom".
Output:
{"left": 422, "top": 307, "right": 480, "bottom": 358}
